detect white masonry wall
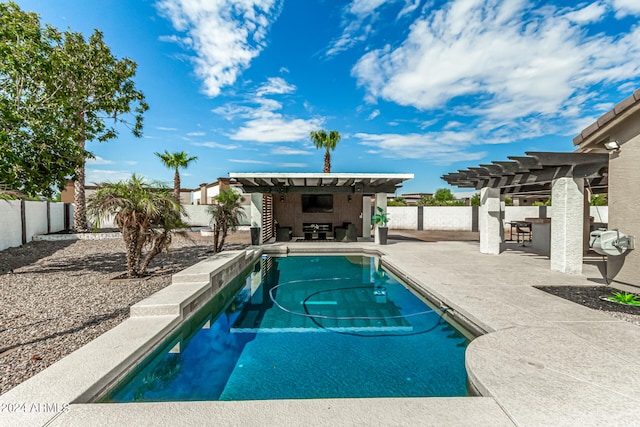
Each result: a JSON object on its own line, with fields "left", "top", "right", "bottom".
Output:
{"left": 0, "top": 200, "right": 23, "bottom": 250}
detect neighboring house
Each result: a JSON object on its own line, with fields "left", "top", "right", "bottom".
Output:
{"left": 60, "top": 180, "right": 192, "bottom": 205}
{"left": 573, "top": 88, "right": 640, "bottom": 287}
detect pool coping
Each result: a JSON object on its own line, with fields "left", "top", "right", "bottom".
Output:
{"left": 3, "top": 240, "right": 640, "bottom": 426}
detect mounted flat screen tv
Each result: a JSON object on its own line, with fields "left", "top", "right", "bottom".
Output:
{"left": 302, "top": 194, "right": 333, "bottom": 213}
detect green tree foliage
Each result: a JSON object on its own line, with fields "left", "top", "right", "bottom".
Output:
{"left": 0, "top": 3, "right": 148, "bottom": 229}
{"left": 87, "top": 175, "right": 184, "bottom": 278}
{"left": 0, "top": 2, "right": 87, "bottom": 197}
{"left": 387, "top": 197, "right": 407, "bottom": 206}
{"left": 207, "top": 188, "right": 246, "bottom": 253}
{"left": 470, "top": 193, "right": 480, "bottom": 206}
{"left": 310, "top": 129, "right": 341, "bottom": 173}
{"left": 504, "top": 196, "right": 513, "bottom": 206}
{"left": 155, "top": 150, "right": 198, "bottom": 202}
{"left": 417, "top": 188, "right": 465, "bottom": 206}
{"left": 590, "top": 194, "right": 607, "bottom": 206}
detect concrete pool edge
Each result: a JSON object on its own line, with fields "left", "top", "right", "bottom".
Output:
{"left": 0, "top": 247, "right": 264, "bottom": 426}
{"left": 5, "top": 240, "right": 640, "bottom": 426}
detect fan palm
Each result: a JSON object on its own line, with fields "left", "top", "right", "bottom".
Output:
{"left": 310, "top": 130, "right": 341, "bottom": 173}
{"left": 155, "top": 150, "right": 198, "bottom": 202}
{"left": 207, "top": 188, "right": 246, "bottom": 253}
{"left": 87, "top": 174, "right": 185, "bottom": 277}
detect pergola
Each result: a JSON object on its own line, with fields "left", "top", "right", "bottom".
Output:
{"left": 230, "top": 173, "right": 414, "bottom": 244}
{"left": 442, "top": 152, "right": 609, "bottom": 274}
{"left": 442, "top": 152, "right": 608, "bottom": 195}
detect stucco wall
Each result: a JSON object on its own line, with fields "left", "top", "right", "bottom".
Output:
{"left": 423, "top": 207, "right": 472, "bottom": 231}
{"left": 49, "top": 202, "right": 66, "bottom": 232}
{"left": 25, "top": 201, "right": 48, "bottom": 242}
{"left": 0, "top": 201, "right": 23, "bottom": 250}
{"left": 387, "top": 206, "right": 418, "bottom": 229}
{"left": 607, "top": 109, "right": 640, "bottom": 286}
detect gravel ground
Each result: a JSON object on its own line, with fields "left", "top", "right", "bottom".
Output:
{"left": 536, "top": 285, "right": 640, "bottom": 326}
{"left": 0, "top": 231, "right": 249, "bottom": 395}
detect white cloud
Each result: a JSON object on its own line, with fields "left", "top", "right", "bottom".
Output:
{"left": 326, "top": 0, "right": 392, "bottom": 57}
{"left": 256, "top": 77, "right": 296, "bottom": 96}
{"left": 367, "top": 109, "right": 380, "bottom": 120}
{"left": 85, "top": 169, "right": 133, "bottom": 185}
{"left": 278, "top": 163, "right": 307, "bottom": 168}
{"left": 355, "top": 131, "right": 487, "bottom": 165}
{"left": 124, "top": 161, "right": 138, "bottom": 166}
{"left": 611, "top": 0, "right": 640, "bottom": 17}
{"left": 156, "top": 126, "right": 178, "bottom": 131}
{"left": 229, "top": 159, "right": 270, "bottom": 164}
{"left": 230, "top": 112, "right": 323, "bottom": 142}
{"left": 271, "top": 147, "right": 314, "bottom": 155}
{"left": 215, "top": 77, "right": 324, "bottom": 142}
{"left": 565, "top": 2, "right": 607, "bottom": 23}
{"left": 352, "top": 0, "right": 640, "bottom": 128}
{"left": 192, "top": 141, "right": 240, "bottom": 150}
{"left": 156, "top": 0, "right": 281, "bottom": 97}
{"left": 397, "top": 0, "right": 421, "bottom": 18}
{"left": 187, "top": 131, "right": 206, "bottom": 136}
{"left": 86, "top": 156, "right": 113, "bottom": 165}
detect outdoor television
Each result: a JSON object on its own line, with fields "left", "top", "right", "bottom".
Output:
{"left": 301, "top": 194, "right": 333, "bottom": 213}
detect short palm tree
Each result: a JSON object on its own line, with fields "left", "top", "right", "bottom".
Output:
{"left": 310, "top": 130, "right": 341, "bottom": 173}
{"left": 207, "top": 188, "right": 246, "bottom": 253}
{"left": 154, "top": 150, "right": 198, "bottom": 202}
{"left": 87, "top": 174, "right": 185, "bottom": 277}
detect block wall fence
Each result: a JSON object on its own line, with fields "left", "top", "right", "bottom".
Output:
{"left": 0, "top": 201, "right": 608, "bottom": 252}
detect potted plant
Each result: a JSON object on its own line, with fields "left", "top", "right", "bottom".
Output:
{"left": 372, "top": 207, "right": 389, "bottom": 245}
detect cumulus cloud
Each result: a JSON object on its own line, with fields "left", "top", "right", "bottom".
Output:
{"left": 256, "top": 77, "right": 296, "bottom": 96}
{"left": 354, "top": 132, "right": 487, "bottom": 165}
{"left": 86, "top": 169, "right": 133, "bottom": 185}
{"left": 215, "top": 76, "right": 324, "bottom": 142}
{"left": 156, "top": 0, "right": 282, "bottom": 97}
{"left": 192, "top": 141, "right": 240, "bottom": 150}
{"left": 611, "top": 0, "right": 640, "bottom": 17}
{"left": 351, "top": 0, "right": 640, "bottom": 126}
{"left": 271, "top": 147, "right": 314, "bottom": 155}
{"left": 86, "top": 156, "right": 113, "bottom": 165}
{"left": 367, "top": 109, "right": 380, "bottom": 120}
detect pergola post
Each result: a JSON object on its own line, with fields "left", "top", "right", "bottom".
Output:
{"left": 550, "top": 177, "right": 584, "bottom": 274}
{"left": 374, "top": 193, "right": 387, "bottom": 244}
{"left": 250, "top": 193, "right": 263, "bottom": 245}
{"left": 479, "top": 187, "right": 502, "bottom": 254}
{"left": 362, "top": 195, "right": 371, "bottom": 239}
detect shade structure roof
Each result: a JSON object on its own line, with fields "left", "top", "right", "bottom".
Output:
{"left": 442, "top": 152, "right": 608, "bottom": 195}
{"left": 229, "top": 173, "right": 414, "bottom": 194}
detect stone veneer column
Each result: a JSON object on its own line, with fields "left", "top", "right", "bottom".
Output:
{"left": 479, "top": 187, "right": 501, "bottom": 255}
{"left": 250, "top": 193, "right": 263, "bottom": 244}
{"left": 550, "top": 177, "right": 584, "bottom": 274}
{"left": 374, "top": 193, "right": 387, "bottom": 244}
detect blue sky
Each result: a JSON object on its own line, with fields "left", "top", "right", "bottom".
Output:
{"left": 14, "top": 0, "right": 640, "bottom": 195}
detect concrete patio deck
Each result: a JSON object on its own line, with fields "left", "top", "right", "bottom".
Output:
{"left": 1, "top": 238, "right": 639, "bottom": 426}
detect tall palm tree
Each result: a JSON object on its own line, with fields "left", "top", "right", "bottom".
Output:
{"left": 310, "top": 130, "right": 341, "bottom": 173}
{"left": 87, "top": 174, "right": 185, "bottom": 277}
{"left": 155, "top": 150, "right": 198, "bottom": 202}
{"left": 207, "top": 188, "right": 246, "bottom": 253}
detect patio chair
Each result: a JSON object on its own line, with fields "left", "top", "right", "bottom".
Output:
{"left": 276, "top": 226, "right": 292, "bottom": 242}
{"left": 515, "top": 222, "right": 532, "bottom": 246}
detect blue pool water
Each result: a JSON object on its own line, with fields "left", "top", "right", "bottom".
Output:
{"left": 104, "top": 255, "right": 470, "bottom": 402}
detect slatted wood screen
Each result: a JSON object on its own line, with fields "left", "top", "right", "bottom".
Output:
{"left": 262, "top": 194, "right": 274, "bottom": 242}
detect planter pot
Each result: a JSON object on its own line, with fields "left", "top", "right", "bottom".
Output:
{"left": 377, "top": 227, "right": 388, "bottom": 245}
{"left": 250, "top": 226, "right": 261, "bottom": 245}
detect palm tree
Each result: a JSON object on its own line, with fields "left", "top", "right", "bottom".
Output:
{"left": 154, "top": 150, "right": 198, "bottom": 202}
{"left": 310, "top": 130, "right": 341, "bottom": 173}
{"left": 207, "top": 188, "right": 246, "bottom": 253}
{"left": 87, "top": 174, "right": 185, "bottom": 277}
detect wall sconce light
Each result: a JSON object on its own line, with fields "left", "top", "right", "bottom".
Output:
{"left": 348, "top": 195, "right": 352, "bottom": 203}
{"left": 604, "top": 140, "right": 620, "bottom": 151}
{"left": 279, "top": 195, "right": 285, "bottom": 202}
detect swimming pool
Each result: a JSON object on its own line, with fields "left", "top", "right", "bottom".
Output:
{"left": 102, "top": 255, "right": 470, "bottom": 402}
